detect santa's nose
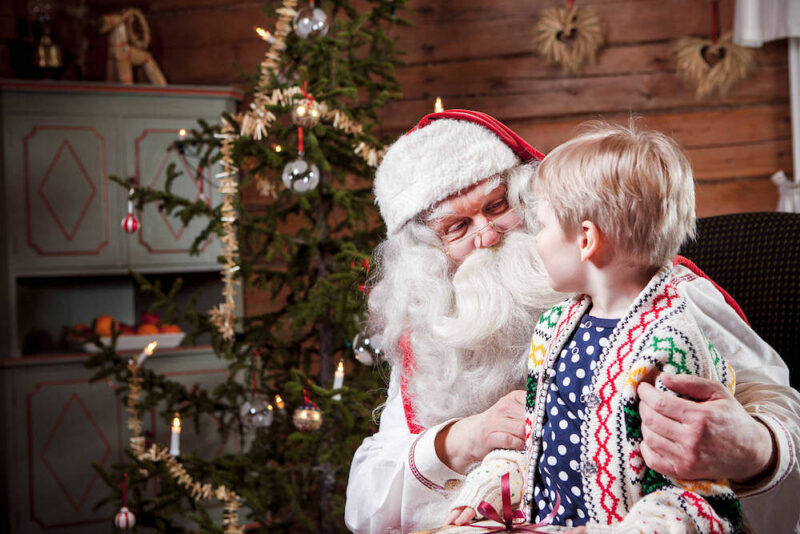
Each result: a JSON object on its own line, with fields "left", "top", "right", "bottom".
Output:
{"left": 475, "top": 226, "right": 501, "bottom": 248}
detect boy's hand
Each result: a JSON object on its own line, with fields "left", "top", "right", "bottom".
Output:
{"left": 446, "top": 506, "right": 477, "bottom": 526}
{"left": 564, "top": 527, "right": 587, "bottom": 534}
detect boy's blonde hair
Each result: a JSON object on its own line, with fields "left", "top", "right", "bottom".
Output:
{"left": 534, "top": 120, "right": 696, "bottom": 268}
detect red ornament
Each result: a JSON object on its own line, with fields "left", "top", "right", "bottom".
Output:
{"left": 115, "top": 506, "right": 136, "bottom": 529}
{"left": 122, "top": 188, "right": 140, "bottom": 234}
{"left": 121, "top": 213, "right": 140, "bottom": 233}
{"left": 115, "top": 473, "right": 135, "bottom": 529}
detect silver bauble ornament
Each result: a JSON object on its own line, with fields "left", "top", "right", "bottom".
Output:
{"left": 292, "top": 401, "right": 323, "bottom": 432}
{"left": 282, "top": 157, "right": 320, "bottom": 193}
{"left": 293, "top": 7, "right": 329, "bottom": 39}
{"left": 240, "top": 396, "right": 274, "bottom": 428}
{"left": 291, "top": 98, "right": 322, "bottom": 128}
{"left": 353, "top": 331, "right": 382, "bottom": 365}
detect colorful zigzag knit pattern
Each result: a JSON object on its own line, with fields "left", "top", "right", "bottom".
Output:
{"left": 523, "top": 265, "right": 742, "bottom": 533}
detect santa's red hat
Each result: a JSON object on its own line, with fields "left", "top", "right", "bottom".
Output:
{"left": 374, "top": 109, "right": 545, "bottom": 235}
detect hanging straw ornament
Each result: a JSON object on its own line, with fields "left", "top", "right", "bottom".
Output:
{"left": 292, "top": 84, "right": 323, "bottom": 128}
{"left": 673, "top": 0, "right": 755, "bottom": 98}
{"left": 532, "top": 0, "right": 604, "bottom": 74}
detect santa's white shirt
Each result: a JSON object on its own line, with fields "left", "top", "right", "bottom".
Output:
{"left": 344, "top": 272, "right": 800, "bottom": 534}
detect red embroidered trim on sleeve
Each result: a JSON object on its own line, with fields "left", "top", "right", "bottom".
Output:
{"left": 400, "top": 335, "right": 424, "bottom": 434}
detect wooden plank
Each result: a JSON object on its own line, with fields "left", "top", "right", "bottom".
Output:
{"left": 395, "top": 41, "right": 787, "bottom": 101}
{"left": 688, "top": 138, "right": 792, "bottom": 181}
{"left": 150, "top": 0, "right": 261, "bottom": 12}
{"left": 396, "top": 0, "right": 737, "bottom": 64}
{"left": 151, "top": 4, "right": 268, "bottom": 49}
{"left": 503, "top": 105, "right": 792, "bottom": 153}
{"left": 383, "top": 65, "right": 789, "bottom": 129}
{"left": 695, "top": 178, "right": 778, "bottom": 217}
{"left": 157, "top": 41, "right": 265, "bottom": 85}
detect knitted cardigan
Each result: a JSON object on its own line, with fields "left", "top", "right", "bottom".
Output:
{"left": 454, "top": 266, "right": 743, "bottom": 533}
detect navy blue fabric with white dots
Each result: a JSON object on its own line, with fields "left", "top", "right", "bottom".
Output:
{"left": 533, "top": 312, "right": 619, "bottom": 527}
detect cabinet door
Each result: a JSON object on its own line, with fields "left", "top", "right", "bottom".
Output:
{"left": 123, "top": 118, "right": 222, "bottom": 273}
{"left": 4, "top": 115, "right": 125, "bottom": 275}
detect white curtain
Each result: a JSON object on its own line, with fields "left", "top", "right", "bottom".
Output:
{"left": 734, "top": 0, "right": 800, "bottom": 46}
{"left": 735, "top": 0, "right": 800, "bottom": 211}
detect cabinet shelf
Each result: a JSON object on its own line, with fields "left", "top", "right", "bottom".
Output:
{"left": 0, "top": 80, "right": 241, "bottom": 358}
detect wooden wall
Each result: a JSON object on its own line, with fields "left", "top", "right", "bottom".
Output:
{"left": 163, "top": 0, "right": 790, "bottom": 217}
{"left": 2, "top": 0, "right": 790, "bottom": 216}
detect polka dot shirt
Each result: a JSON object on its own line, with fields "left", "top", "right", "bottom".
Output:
{"left": 532, "top": 312, "right": 619, "bottom": 527}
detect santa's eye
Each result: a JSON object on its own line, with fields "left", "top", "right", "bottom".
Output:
{"left": 444, "top": 220, "right": 468, "bottom": 239}
{"left": 485, "top": 198, "right": 509, "bottom": 214}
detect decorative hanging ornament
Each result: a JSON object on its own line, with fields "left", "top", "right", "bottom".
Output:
{"left": 115, "top": 473, "right": 136, "bottom": 530}
{"left": 282, "top": 157, "right": 320, "bottom": 193}
{"left": 292, "top": 391, "right": 323, "bottom": 432}
{"left": 282, "top": 128, "right": 320, "bottom": 193}
{"left": 240, "top": 396, "right": 274, "bottom": 428}
{"left": 115, "top": 507, "right": 136, "bottom": 530}
{"left": 532, "top": 1, "right": 604, "bottom": 74}
{"left": 352, "top": 331, "right": 382, "bottom": 365}
{"left": 293, "top": 5, "right": 329, "bottom": 39}
{"left": 292, "top": 97, "right": 322, "bottom": 128}
{"left": 673, "top": 1, "right": 754, "bottom": 98}
{"left": 121, "top": 188, "right": 140, "bottom": 233}
{"left": 241, "top": 356, "right": 274, "bottom": 428}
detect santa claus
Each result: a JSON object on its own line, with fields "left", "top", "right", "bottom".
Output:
{"left": 345, "top": 110, "right": 800, "bottom": 533}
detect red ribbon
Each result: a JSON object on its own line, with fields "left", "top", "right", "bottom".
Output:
{"left": 298, "top": 126, "right": 304, "bottom": 154}
{"left": 122, "top": 473, "right": 128, "bottom": 507}
{"left": 301, "top": 80, "right": 315, "bottom": 102}
{"left": 467, "top": 473, "right": 561, "bottom": 533}
{"left": 711, "top": 0, "right": 720, "bottom": 44}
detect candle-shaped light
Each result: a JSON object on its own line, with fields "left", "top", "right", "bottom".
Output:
{"left": 169, "top": 412, "right": 181, "bottom": 456}
{"left": 274, "top": 394, "right": 286, "bottom": 413}
{"left": 332, "top": 360, "right": 345, "bottom": 401}
{"left": 274, "top": 144, "right": 282, "bottom": 153}
{"left": 136, "top": 341, "right": 158, "bottom": 367}
{"left": 255, "top": 27, "right": 275, "bottom": 44}
{"left": 434, "top": 97, "right": 444, "bottom": 113}
{"left": 178, "top": 128, "right": 187, "bottom": 138}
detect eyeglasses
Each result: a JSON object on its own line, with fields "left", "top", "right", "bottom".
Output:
{"left": 439, "top": 207, "right": 524, "bottom": 257}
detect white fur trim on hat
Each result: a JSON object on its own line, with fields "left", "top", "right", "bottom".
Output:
{"left": 374, "top": 119, "right": 521, "bottom": 235}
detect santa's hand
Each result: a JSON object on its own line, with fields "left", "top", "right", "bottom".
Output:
{"left": 446, "top": 506, "right": 477, "bottom": 526}
{"left": 637, "top": 373, "right": 775, "bottom": 482}
{"left": 435, "top": 390, "right": 526, "bottom": 474}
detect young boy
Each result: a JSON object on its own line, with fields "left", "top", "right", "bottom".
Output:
{"left": 446, "top": 122, "right": 743, "bottom": 533}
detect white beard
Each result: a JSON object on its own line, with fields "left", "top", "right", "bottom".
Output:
{"left": 368, "top": 227, "right": 565, "bottom": 428}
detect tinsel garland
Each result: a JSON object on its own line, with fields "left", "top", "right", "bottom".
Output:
{"left": 126, "top": 360, "right": 243, "bottom": 533}
{"left": 209, "top": 0, "right": 385, "bottom": 339}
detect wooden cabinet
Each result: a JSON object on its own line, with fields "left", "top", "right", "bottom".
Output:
{"left": 0, "top": 80, "right": 242, "bottom": 356}
{"left": 0, "top": 81, "right": 246, "bottom": 533}
{"left": 1, "top": 80, "right": 240, "bottom": 276}
{"left": 0, "top": 348, "right": 235, "bottom": 533}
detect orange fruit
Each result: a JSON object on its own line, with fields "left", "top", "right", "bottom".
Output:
{"left": 160, "top": 324, "right": 182, "bottom": 333}
{"left": 95, "top": 316, "right": 119, "bottom": 337}
{"left": 136, "top": 323, "right": 160, "bottom": 335}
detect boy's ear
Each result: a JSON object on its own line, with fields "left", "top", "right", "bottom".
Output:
{"left": 579, "top": 220, "right": 602, "bottom": 262}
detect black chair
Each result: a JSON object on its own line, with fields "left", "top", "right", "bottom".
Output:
{"left": 678, "top": 211, "right": 800, "bottom": 390}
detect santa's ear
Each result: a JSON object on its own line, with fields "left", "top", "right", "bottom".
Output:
{"left": 579, "top": 220, "right": 602, "bottom": 262}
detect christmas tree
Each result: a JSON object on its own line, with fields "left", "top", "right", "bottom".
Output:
{"left": 87, "top": 1, "right": 408, "bottom": 531}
